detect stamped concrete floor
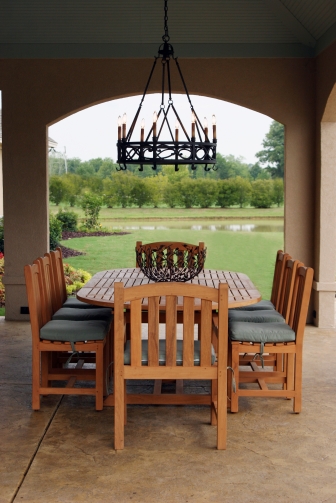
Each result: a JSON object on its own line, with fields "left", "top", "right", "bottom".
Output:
{"left": 1, "top": 318, "right": 336, "bottom": 503}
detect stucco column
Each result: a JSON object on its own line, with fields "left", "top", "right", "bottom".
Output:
{"left": 2, "top": 100, "right": 48, "bottom": 320}
{"left": 313, "top": 122, "right": 336, "bottom": 328}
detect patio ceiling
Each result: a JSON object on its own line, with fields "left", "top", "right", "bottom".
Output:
{"left": 1, "top": 0, "right": 336, "bottom": 59}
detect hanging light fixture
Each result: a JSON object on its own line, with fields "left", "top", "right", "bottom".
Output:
{"left": 117, "top": 0, "right": 217, "bottom": 172}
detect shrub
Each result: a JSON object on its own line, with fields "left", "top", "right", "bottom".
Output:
{"left": 63, "top": 263, "right": 91, "bottom": 295}
{"left": 251, "top": 179, "right": 274, "bottom": 208}
{"left": 56, "top": 209, "right": 78, "bottom": 231}
{"left": 49, "top": 214, "right": 62, "bottom": 250}
{"left": 80, "top": 193, "right": 103, "bottom": 230}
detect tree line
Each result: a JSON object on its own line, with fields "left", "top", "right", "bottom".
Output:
{"left": 49, "top": 120, "right": 284, "bottom": 208}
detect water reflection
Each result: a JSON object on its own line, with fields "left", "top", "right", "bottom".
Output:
{"left": 111, "top": 222, "right": 284, "bottom": 233}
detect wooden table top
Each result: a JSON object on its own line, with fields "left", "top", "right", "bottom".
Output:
{"left": 77, "top": 268, "right": 261, "bottom": 309}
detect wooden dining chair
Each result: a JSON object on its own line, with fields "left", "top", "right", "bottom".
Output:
{"left": 49, "top": 247, "right": 102, "bottom": 310}
{"left": 24, "top": 262, "right": 109, "bottom": 410}
{"left": 114, "top": 281, "right": 228, "bottom": 450}
{"left": 228, "top": 265, "right": 314, "bottom": 413}
{"left": 232, "top": 250, "right": 290, "bottom": 312}
{"left": 230, "top": 259, "right": 302, "bottom": 371}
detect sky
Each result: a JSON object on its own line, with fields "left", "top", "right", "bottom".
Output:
{"left": 48, "top": 94, "right": 273, "bottom": 165}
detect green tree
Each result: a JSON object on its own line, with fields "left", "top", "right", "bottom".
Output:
{"left": 80, "top": 193, "right": 103, "bottom": 229}
{"left": 163, "top": 182, "right": 181, "bottom": 208}
{"left": 97, "top": 158, "right": 118, "bottom": 179}
{"left": 250, "top": 179, "right": 274, "bottom": 208}
{"left": 104, "top": 172, "right": 135, "bottom": 208}
{"left": 216, "top": 179, "right": 237, "bottom": 207}
{"left": 49, "top": 176, "right": 69, "bottom": 205}
{"left": 216, "top": 153, "right": 250, "bottom": 180}
{"left": 194, "top": 179, "right": 218, "bottom": 208}
{"left": 131, "top": 178, "right": 154, "bottom": 207}
{"left": 231, "top": 176, "right": 252, "bottom": 207}
{"left": 178, "top": 178, "right": 198, "bottom": 208}
{"left": 162, "top": 165, "right": 189, "bottom": 182}
{"left": 272, "top": 178, "right": 284, "bottom": 207}
{"left": 256, "top": 121, "right": 284, "bottom": 178}
{"left": 144, "top": 174, "right": 168, "bottom": 207}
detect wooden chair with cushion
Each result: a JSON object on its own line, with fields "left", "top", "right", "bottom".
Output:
{"left": 228, "top": 265, "right": 314, "bottom": 413}
{"left": 24, "top": 262, "right": 110, "bottom": 410}
{"left": 232, "top": 250, "right": 290, "bottom": 312}
{"left": 49, "top": 247, "right": 104, "bottom": 311}
{"left": 113, "top": 281, "right": 228, "bottom": 450}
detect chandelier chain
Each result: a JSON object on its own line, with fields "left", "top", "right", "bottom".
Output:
{"left": 162, "top": 0, "right": 170, "bottom": 42}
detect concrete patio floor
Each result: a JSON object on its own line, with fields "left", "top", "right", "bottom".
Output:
{"left": 1, "top": 318, "right": 336, "bottom": 503}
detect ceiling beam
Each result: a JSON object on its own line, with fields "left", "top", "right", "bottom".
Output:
{"left": 265, "top": 0, "right": 316, "bottom": 48}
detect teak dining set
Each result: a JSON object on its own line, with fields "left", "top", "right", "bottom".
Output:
{"left": 24, "top": 242, "right": 314, "bottom": 451}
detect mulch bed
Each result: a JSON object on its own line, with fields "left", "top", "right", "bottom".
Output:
{"left": 61, "top": 230, "right": 130, "bottom": 258}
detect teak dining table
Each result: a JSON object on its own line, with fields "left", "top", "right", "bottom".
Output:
{"left": 77, "top": 267, "right": 261, "bottom": 309}
{"left": 77, "top": 267, "right": 261, "bottom": 406}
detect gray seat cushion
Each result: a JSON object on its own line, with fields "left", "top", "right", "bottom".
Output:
{"left": 124, "top": 339, "right": 216, "bottom": 366}
{"left": 52, "top": 307, "right": 113, "bottom": 323}
{"left": 40, "top": 319, "right": 109, "bottom": 342}
{"left": 231, "top": 300, "right": 275, "bottom": 311}
{"left": 63, "top": 297, "right": 105, "bottom": 309}
{"left": 228, "top": 309, "right": 285, "bottom": 323}
{"left": 229, "top": 321, "right": 295, "bottom": 344}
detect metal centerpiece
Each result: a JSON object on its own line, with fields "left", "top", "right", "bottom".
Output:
{"left": 117, "top": 0, "right": 217, "bottom": 172}
{"left": 136, "top": 243, "right": 207, "bottom": 283}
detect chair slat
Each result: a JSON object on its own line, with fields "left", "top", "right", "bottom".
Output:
{"left": 200, "top": 299, "right": 212, "bottom": 366}
{"left": 130, "top": 298, "right": 142, "bottom": 367}
{"left": 183, "top": 296, "right": 195, "bottom": 367}
{"left": 166, "top": 295, "right": 177, "bottom": 366}
{"left": 148, "top": 296, "right": 159, "bottom": 366}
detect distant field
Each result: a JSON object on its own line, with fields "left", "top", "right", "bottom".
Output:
{"left": 61, "top": 226, "right": 283, "bottom": 300}
{"left": 51, "top": 205, "right": 284, "bottom": 221}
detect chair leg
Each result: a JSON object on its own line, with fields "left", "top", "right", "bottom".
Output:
{"left": 230, "top": 343, "right": 240, "bottom": 413}
{"left": 286, "top": 353, "right": 294, "bottom": 398}
{"left": 95, "top": 344, "right": 104, "bottom": 411}
{"left": 217, "top": 369, "right": 227, "bottom": 450}
{"left": 293, "top": 352, "right": 302, "bottom": 413}
{"left": 114, "top": 376, "right": 125, "bottom": 450}
{"left": 41, "top": 351, "right": 50, "bottom": 388}
{"left": 32, "top": 348, "right": 41, "bottom": 410}
{"left": 211, "top": 379, "right": 217, "bottom": 426}
{"left": 124, "top": 380, "right": 127, "bottom": 425}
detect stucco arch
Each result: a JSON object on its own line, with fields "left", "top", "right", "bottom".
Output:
{"left": 0, "top": 57, "right": 315, "bottom": 319}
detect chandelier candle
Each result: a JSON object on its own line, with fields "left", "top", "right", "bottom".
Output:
{"left": 141, "top": 119, "right": 145, "bottom": 142}
{"left": 116, "top": 0, "right": 217, "bottom": 172}
{"left": 122, "top": 114, "right": 127, "bottom": 140}
{"left": 118, "top": 116, "right": 122, "bottom": 141}
{"left": 204, "top": 117, "right": 209, "bottom": 141}
{"left": 212, "top": 115, "right": 217, "bottom": 140}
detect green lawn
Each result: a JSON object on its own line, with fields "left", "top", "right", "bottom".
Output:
{"left": 61, "top": 228, "right": 283, "bottom": 300}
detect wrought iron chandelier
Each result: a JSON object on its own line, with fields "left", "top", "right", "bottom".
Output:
{"left": 117, "top": 0, "right": 217, "bottom": 172}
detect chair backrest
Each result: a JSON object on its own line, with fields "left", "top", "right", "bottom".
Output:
{"left": 33, "top": 255, "right": 55, "bottom": 324}
{"left": 135, "top": 241, "right": 205, "bottom": 269}
{"left": 114, "top": 281, "right": 228, "bottom": 369}
{"left": 24, "top": 263, "right": 44, "bottom": 338}
{"left": 270, "top": 250, "right": 291, "bottom": 309}
{"left": 49, "top": 247, "right": 67, "bottom": 311}
{"left": 278, "top": 259, "right": 302, "bottom": 323}
{"left": 288, "top": 265, "right": 314, "bottom": 342}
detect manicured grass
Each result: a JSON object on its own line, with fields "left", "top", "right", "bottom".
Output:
{"left": 0, "top": 307, "right": 5, "bottom": 316}
{"left": 51, "top": 205, "right": 284, "bottom": 221}
{"left": 61, "top": 228, "right": 283, "bottom": 300}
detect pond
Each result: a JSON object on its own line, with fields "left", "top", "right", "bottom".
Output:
{"left": 110, "top": 219, "right": 284, "bottom": 233}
